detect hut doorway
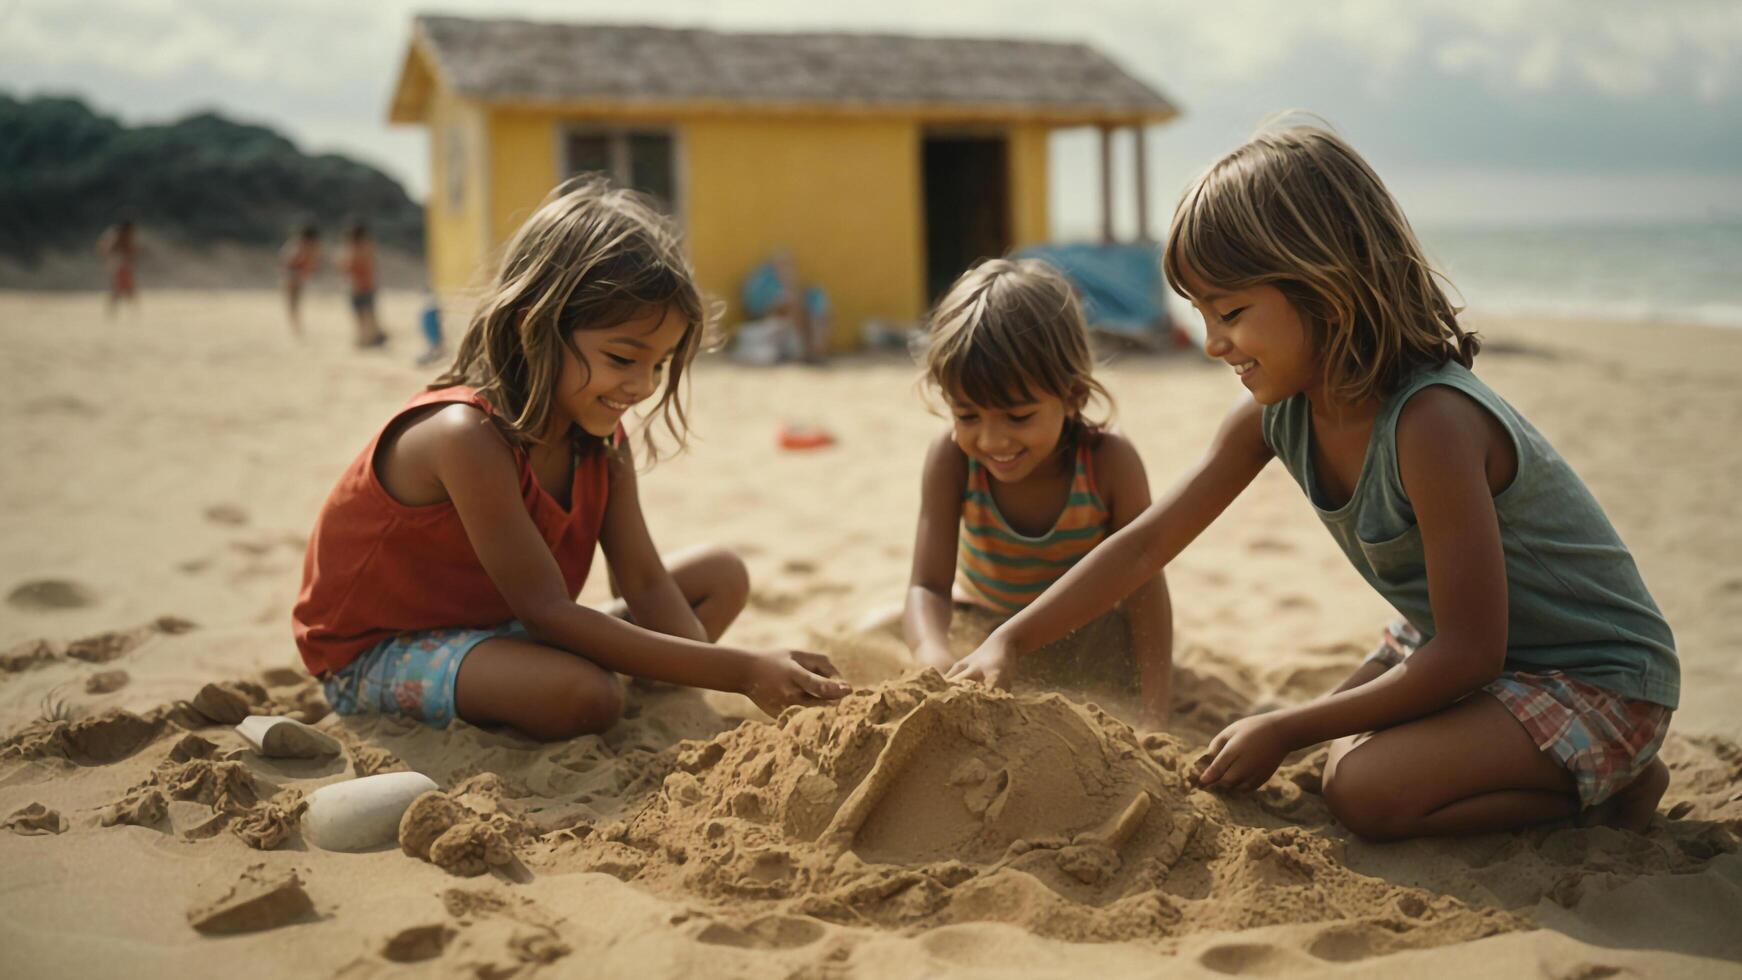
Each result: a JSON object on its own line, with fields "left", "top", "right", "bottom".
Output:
{"left": 922, "top": 134, "right": 1010, "bottom": 303}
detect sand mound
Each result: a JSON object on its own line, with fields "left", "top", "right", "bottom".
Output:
{"left": 550, "top": 673, "right": 1516, "bottom": 947}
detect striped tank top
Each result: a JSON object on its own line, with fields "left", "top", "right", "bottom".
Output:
{"left": 955, "top": 439, "right": 1111, "bottom": 613}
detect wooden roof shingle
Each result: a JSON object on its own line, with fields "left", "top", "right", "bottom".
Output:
{"left": 403, "top": 15, "right": 1177, "bottom": 123}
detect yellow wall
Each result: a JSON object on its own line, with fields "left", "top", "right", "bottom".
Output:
{"left": 683, "top": 116, "right": 924, "bottom": 350}
{"left": 425, "top": 91, "right": 489, "bottom": 295}
{"left": 438, "top": 106, "right": 1057, "bottom": 350}
{"left": 485, "top": 110, "right": 562, "bottom": 253}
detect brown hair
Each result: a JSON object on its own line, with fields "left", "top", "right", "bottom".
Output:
{"left": 922, "top": 257, "right": 1111, "bottom": 453}
{"left": 432, "top": 177, "right": 716, "bottom": 461}
{"left": 1164, "top": 120, "right": 1477, "bottom": 405}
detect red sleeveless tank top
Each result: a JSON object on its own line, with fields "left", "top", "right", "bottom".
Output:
{"left": 292, "top": 386, "right": 612, "bottom": 675}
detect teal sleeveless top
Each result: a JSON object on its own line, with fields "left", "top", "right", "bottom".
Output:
{"left": 1261, "top": 360, "right": 1678, "bottom": 708}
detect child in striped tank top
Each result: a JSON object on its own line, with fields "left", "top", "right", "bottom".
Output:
{"left": 902, "top": 258, "right": 1176, "bottom": 729}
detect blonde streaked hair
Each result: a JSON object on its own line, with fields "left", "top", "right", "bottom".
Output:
{"left": 432, "top": 177, "right": 717, "bottom": 461}
{"left": 1164, "top": 119, "right": 1477, "bottom": 405}
{"left": 923, "top": 257, "right": 1112, "bottom": 451}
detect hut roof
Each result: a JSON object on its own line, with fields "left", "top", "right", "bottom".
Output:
{"left": 394, "top": 15, "right": 1177, "bottom": 124}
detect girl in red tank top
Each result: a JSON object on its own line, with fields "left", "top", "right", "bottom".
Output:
{"left": 293, "top": 179, "right": 848, "bottom": 741}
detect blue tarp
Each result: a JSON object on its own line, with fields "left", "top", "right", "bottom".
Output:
{"left": 1013, "top": 242, "right": 1173, "bottom": 345}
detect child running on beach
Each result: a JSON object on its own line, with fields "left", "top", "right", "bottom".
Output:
{"left": 906, "top": 258, "right": 1175, "bottom": 728}
{"left": 97, "top": 218, "right": 139, "bottom": 318}
{"left": 293, "top": 179, "right": 850, "bottom": 740}
{"left": 946, "top": 124, "right": 1679, "bottom": 839}
{"left": 338, "top": 221, "right": 386, "bottom": 348}
{"left": 281, "top": 223, "right": 321, "bottom": 336}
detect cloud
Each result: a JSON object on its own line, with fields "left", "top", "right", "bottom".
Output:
{"left": 2, "top": 0, "right": 1736, "bottom": 213}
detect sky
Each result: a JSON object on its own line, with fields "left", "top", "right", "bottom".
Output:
{"left": 5, "top": 0, "right": 1740, "bottom": 235}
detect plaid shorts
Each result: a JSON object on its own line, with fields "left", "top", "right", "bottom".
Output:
{"left": 322, "top": 621, "right": 526, "bottom": 728}
{"left": 1366, "top": 621, "right": 1671, "bottom": 808}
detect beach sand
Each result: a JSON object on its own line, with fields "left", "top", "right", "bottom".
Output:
{"left": 2, "top": 290, "right": 1738, "bottom": 978}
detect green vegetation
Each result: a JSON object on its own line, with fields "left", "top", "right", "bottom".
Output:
{"left": 0, "top": 93, "right": 422, "bottom": 261}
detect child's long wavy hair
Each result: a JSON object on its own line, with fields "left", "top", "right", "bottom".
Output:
{"left": 1164, "top": 119, "right": 1478, "bottom": 405}
{"left": 923, "top": 257, "right": 1112, "bottom": 457}
{"left": 432, "top": 177, "right": 715, "bottom": 461}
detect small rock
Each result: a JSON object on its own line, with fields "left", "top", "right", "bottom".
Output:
{"left": 191, "top": 682, "right": 260, "bottom": 725}
{"left": 236, "top": 715, "right": 339, "bottom": 759}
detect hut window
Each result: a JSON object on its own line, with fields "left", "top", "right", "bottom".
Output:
{"left": 564, "top": 128, "right": 678, "bottom": 214}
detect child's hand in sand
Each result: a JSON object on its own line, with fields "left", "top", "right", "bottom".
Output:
{"left": 1195, "top": 714, "right": 1290, "bottom": 791}
{"left": 741, "top": 650, "right": 852, "bottom": 717}
{"left": 945, "top": 637, "right": 1014, "bottom": 689}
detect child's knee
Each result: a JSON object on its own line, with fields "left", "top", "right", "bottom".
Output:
{"left": 1321, "top": 751, "right": 1404, "bottom": 841}
{"left": 543, "top": 671, "right": 625, "bottom": 740}
{"left": 700, "top": 545, "right": 751, "bottom": 612}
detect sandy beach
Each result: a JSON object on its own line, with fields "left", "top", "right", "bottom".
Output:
{"left": 1, "top": 289, "right": 1738, "bottom": 978}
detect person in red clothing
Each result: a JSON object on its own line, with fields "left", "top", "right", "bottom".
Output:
{"left": 294, "top": 179, "right": 849, "bottom": 740}
{"left": 281, "top": 223, "right": 321, "bottom": 337}
{"left": 338, "top": 221, "right": 386, "bottom": 347}
{"left": 97, "top": 218, "right": 140, "bottom": 318}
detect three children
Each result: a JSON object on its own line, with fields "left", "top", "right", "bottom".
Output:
{"left": 297, "top": 126, "right": 1678, "bottom": 841}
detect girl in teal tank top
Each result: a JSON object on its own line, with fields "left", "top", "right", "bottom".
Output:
{"left": 955, "top": 123, "right": 1678, "bottom": 841}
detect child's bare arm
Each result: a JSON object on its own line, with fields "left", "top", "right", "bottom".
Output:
{"left": 1097, "top": 434, "right": 1174, "bottom": 728}
{"left": 950, "top": 398, "right": 1271, "bottom": 686}
{"left": 903, "top": 432, "right": 968, "bottom": 672}
{"left": 597, "top": 442, "right": 708, "bottom": 644}
{"left": 1197, "top": 389, "right": 1511, "bottom": 789}
{"left": 425, "top": 411, "right": 848, "bottom": 713}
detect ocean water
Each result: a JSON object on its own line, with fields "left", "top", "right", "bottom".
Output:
{"left": 1417, "top": 220, "right": 1742, "bottom": 329}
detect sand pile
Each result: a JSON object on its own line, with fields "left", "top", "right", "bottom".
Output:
{"left": 545, "top": 672, "right": 1515, "bottom": 949}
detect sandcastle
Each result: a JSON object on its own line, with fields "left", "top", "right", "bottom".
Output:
{"left": 546, "top": 672, "right": 1516, "bottom": 946}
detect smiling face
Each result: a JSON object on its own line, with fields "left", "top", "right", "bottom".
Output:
{"left": 947, "top": 389, "right": 1073, "bottom": 484}
{"left": 551, "top": 305, "right": 690, "bottom": 439}
{"left": 1182, "top": 274, "right": 1320, "bottom": 406}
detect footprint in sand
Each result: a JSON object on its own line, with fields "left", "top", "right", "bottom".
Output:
{"left": 1247, "top": 537, "right": 1295, "bottom": 554}
{"left": 781, "top": 559, "right": 817, "bottom": 575}
{"left": 1304, "top": 923, "right": 1397, "bottom": 962}
{"left": 1274, "top": 594, "right": 1317, "bottom": 612}
{"left": 203, "top": 503, "right": 249, "bottom": 526}
{"left": 382, "top": 924, "right": 457, "bottom": 963}
{"left": 85, "top": 670, "right": 130, "bottom": 694}
{"left": 1197, "top": 942, "right": 1307, "bottom": 975}
{"left": 21, "top": 395, "right": 98, "bottom": 417}
{"left": 7, "top": 578, "right": 96, "bottom": 611}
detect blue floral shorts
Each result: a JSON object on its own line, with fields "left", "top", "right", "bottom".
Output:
{"left": 321, "top": 622, "right": 526, "bottom": 728}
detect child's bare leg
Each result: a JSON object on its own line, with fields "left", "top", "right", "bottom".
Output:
{"left": 454, "top": 637, "right": 625, "bottom": 740}
{"left": 286, "top": 284, "right": 303, "bottom": 332}
{"left": 1322, "top": 691, "right": 1580, "bottom": 840}
{"left": 601, "top": 544, "right": 749, "bottom": 642}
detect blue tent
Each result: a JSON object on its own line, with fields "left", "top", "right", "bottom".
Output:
{"left": 1013, "top": 242, "right": 1174, "bottom": 346}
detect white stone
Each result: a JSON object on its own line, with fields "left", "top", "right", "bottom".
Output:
{"left": 302, "top": 772, "right": 438, "bottom": 852}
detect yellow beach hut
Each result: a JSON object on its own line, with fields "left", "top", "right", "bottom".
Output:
{"left": 388, "top": 15, "right": 1178, "bottom": 349}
